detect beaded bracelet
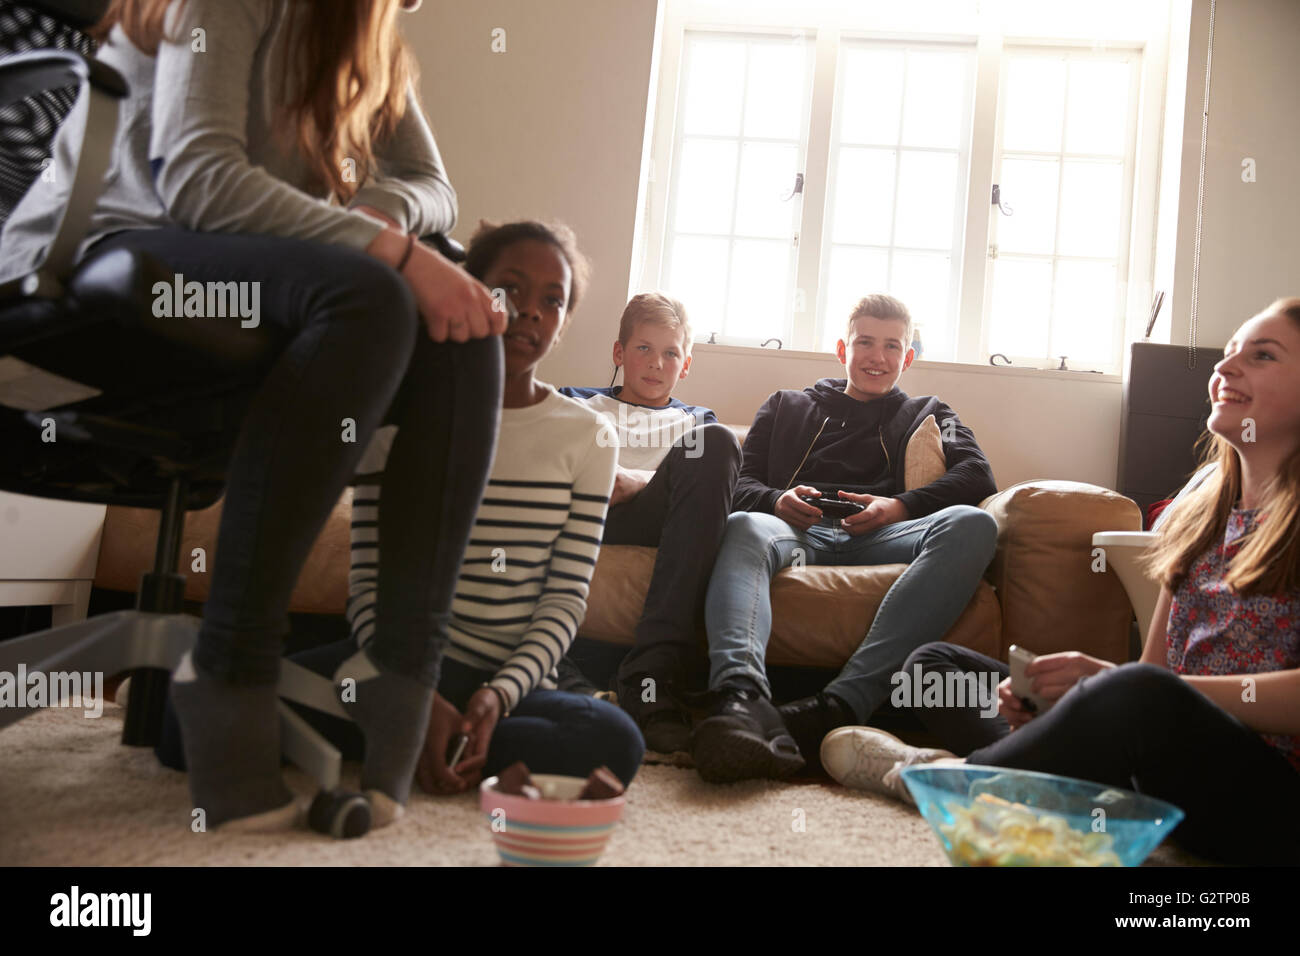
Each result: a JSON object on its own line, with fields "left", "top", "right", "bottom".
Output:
{"left": 481, "top": 682, "right": 511, "bottom": 718}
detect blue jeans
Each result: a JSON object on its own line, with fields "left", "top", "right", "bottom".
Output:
{"left": 704, "top": 505, "right": 999, "bottom": 720}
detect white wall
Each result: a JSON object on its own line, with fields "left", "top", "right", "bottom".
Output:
{"left": 1168, "top": 0, "right": 1300, "bottom": 348}
{"left": 410, "top": 0, "right": 661, "bottom": 376}
{"left": 404, "top": 0, "right": 1296, "bottom": 494}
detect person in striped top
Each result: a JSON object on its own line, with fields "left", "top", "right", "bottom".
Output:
{"left": 295, "top": 221, "right": 644, "bottom": 794}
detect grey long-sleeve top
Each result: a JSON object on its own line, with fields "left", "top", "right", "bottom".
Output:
{"left": 0, "top": 0, "right": 455, "bottom": 283}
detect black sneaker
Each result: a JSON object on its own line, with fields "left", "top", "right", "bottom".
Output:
{"left": 691, "top": 686, "right": 805, "bottom": 783}
{"left": 618, "top": 672, "right": 692, "bottom": 753}
{"left": 642, "top": 710, "right": 692, "bottom": 754}
{"left": 556, "top": 655, "right": 602, "bottom": 697}
{"left": 777, "top": 691, "right": 857, "bottom": 776}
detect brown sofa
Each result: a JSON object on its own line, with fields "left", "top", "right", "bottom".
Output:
{"left": 92, "top": 425, "right": 1143, "bottom": 670}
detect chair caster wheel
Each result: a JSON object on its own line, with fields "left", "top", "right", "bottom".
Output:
{"left": 308, "top": 789, "right": 371, "bottom": 839}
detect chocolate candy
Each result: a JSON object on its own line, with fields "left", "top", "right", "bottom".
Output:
{"left": 497, "top": 761, "right": 534, "bottom": 796}
{"left": 578, "top": 766, "right": 624, "bottom": 800}
{"left": 497, "top": 761, "right": 624, "bottom": 800}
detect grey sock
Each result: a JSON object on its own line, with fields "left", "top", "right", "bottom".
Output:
{"left": 335, "top": 646, "right": 434, "bottom": 809}
{"left": 170, "top": 651, "right": 294, "bottom": 829}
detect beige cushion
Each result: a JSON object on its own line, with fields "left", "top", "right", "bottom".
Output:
{"left": 904, "top": 414, "right": 946, "bottom": 490}
{"left": 767, "top": 569, "right": 1001, "bottom": 666}
{"left": 96, "top": 491, "right": 352, "bottom": 616}
{"left": 982, "top": 480, "right": 1141, "bottom": 664}
{"left": 581, "top": 545, "right": 1001, "bottom": 666}
{"left": 580, "top": 545, "right": 657, "bottom": 643}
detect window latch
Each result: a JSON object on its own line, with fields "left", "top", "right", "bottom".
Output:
{"left": 780, "top": 172, "right": 805, "bottom": 201}
{"left": 991, "top": 184, "right": 1014, "bottom": 216}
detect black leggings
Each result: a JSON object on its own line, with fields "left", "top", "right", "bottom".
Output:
{"left": 901, "top": 642, "right": 1300, "bottom": 865}
{"left": 99, "top": 228, "right": 501, "bottom": 688}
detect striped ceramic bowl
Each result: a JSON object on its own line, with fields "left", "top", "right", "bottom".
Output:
{"left": 479, "top": 773, "right": 625, "bottom": 866}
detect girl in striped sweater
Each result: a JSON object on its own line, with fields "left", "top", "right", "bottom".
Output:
{"left": 297, "top": 221, "right": 643, "bottom": 795}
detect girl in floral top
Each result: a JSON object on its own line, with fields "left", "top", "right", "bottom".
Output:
{"left": 819, "top": 298, "right": 1300, "bottom": 864}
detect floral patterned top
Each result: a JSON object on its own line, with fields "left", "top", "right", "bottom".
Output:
{"left": 1166, "top": 508, "right": 1300, "bottom": 772}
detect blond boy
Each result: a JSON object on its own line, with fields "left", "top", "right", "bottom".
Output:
{"left": 559, "top": 294, "right": 741, "bottom": 752}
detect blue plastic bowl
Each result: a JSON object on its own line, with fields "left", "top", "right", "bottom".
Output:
{"left": 901, "top": 765, "right": 1184, "bottom": 867}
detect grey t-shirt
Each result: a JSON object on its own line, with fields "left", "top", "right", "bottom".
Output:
{"left": 0, "top": 0, "right": 456, "bottom": 284}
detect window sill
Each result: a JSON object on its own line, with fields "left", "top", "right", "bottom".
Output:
{"left": 690, "top": 343, "right": 1123, "bottom": 384}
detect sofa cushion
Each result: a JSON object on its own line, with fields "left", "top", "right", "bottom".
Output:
{"left": 981, "top": 480, "right": 1141, "bottom": 664}
{"left": 95, "top": 489, "right": 352, "bottom": 615}
{"left": 581, "top": 544, "right": 1001, "bottom": 666}
{"left": 767, "top": 567, "right": 1001, "bottom": 665}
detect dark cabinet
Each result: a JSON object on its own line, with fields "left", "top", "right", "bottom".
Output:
{"left": 1118, "top": 342, "right": 1222, "bottom": 521}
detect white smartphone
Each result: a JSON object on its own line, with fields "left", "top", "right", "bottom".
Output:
{"left": 1007, "top": 644, "right": 1054, "bottom": 716}
{"left": 445, "top": 732, "right": 470, "bottom": 769}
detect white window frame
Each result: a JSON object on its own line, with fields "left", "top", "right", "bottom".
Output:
{"left": 814, "top": 36, "right": 978, "bottom": 356}
{"left": 980, "top": 43, "right": 1144, "bottom": 371}
{"left": 658, "top": 29, "right": 817, "bottom": 344}
{"left": 637, "top": 2, "right": 1173, "bottom": 373}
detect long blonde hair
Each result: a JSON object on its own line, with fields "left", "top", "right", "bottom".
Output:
{"left": 1144, "top": 298, "right": 1300, "bottom": 596}
{"left": 93, "top": 0, "right": 415, "bottom": 202}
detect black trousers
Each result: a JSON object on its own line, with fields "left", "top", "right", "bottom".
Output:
{"left": 901, "top": 642, "right": 1300, "bottom": 865}
{"left": 100, "top": 227, "right": 501, "bottom": 688}
{"left": 558, "top": 423, "right": 741, "bottom": 711}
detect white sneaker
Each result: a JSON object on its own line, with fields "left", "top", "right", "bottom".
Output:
{"left": 820, "top": 726, "right": 955, "bottom": 805}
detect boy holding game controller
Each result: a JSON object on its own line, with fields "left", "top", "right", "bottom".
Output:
{"left": 690, "top": 294, "right": 999, "bottom": 782}
{"left": 556, "top": 294, "right": 743, "bottom": 754}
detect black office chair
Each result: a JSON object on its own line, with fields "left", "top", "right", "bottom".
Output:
{"left": 0, "top": 0, "right": 464, "bottom": 837}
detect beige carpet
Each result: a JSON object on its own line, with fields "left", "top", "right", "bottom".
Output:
{"left": 0, "top": 703, "right": 1199, "bottom": 866}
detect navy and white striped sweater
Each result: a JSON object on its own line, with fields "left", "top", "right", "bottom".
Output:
{"left": 348, "top": 385, "right": 617, "bottom": 710}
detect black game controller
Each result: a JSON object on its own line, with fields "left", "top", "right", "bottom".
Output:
{"left": 798, "top": 494, "right": 865, "bottom": 518}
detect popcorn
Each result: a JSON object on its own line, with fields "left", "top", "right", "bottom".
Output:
{"left": 938, "top": 793, "right": 1122, "bottom": 866}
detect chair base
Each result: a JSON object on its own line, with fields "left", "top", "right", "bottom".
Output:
{"left": 0, "top": 609, "right": 195, "bottom": 736}
{"left": 0, "top": 610, "right": 351, "bottom": 794}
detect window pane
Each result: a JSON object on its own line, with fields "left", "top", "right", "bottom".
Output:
{"left": 667, "top": 236, "right": 728, "bottom": 331}
{"left": 1052, "top": 259, "right": 1117, "bottom": 363}
{"left": 839, "top": 47, "right": 904, "bottom": 145}
{"left": 726, "top": 240, "right": 790, "bottom": 340}
{"left": 901, "top": 50, "right": 968, "bottom": 149}
{"left": 830, "top": 147, "right": 896, "bottom": 246}
{"left": 673, "top": 139, "right": 738, "bottom": 234}
{"left": 1057, "top": 160, "right": 1123, "bottom": 258}
{"left": 996, "top": 158, "right": 1059, "bottom": 255}
{"left": 894, "top": 150, "right": 958, "bottom": 250}
{"left": 821, "top": 246, "right": 889, "bottom": 351}
{"left": 682, "top": 38, "right": 745, "bottom": 137}
{"left": 744, "top": 42, "right": 807, "bottom": 140}
{"left": 1002, "top": 56, "right": 1066, "bottom": 153}
{"left": 1065, "top": 60, "right": 1130, "bottom": 156}
{"left": 989, "top": 256, "right": 1053, "bottom": 358}
{"left": 890, "top": 252, "right": 952, "bottom": 358}
{"left": 734, "top": 142, "right": 799, "bottom": 239}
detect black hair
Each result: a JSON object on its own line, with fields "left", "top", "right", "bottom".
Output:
{"left": 464, "top": 220, "right": 591, "bottom": 314}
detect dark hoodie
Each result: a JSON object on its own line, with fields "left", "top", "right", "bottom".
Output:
{"left": 733, "top": 378, "right": 996, "bottom": 519}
